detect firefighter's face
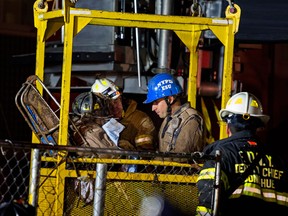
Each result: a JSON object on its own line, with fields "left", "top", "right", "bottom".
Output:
{"left": 151, "top": 98, "right": 168, "bottom": 118}
{"left": 109, "top": 96, "right": 123, "bottom": 119}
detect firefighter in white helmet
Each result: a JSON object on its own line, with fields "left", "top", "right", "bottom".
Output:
{"left": 91, "top": 78, "right": 157, "bottom": 151}
{"left": 196, "top": 92, "right": 288, "bottom": 215}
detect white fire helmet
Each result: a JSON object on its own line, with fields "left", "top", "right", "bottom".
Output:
{"left": 91, "top": 78, "right": 121, "bottom": 100}
{"left": 219, "top": 92, "right": 270, "bottom": 124}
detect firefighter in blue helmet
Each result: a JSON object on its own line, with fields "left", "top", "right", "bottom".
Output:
{"left": 144, "top": 73, "right": 206, "bottom": 162}
{"left": 196, "top": 92, "right": 288, "bottom": 215}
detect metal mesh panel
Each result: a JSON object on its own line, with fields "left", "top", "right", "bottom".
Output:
{"left": 65, "top": 179, "right": 198, "bottom": 216}
{"left": 0, "top": 143, "right": 31, "bottom": 202}
{"left": 0, "top": 140, "right": 218, "bottom": 216}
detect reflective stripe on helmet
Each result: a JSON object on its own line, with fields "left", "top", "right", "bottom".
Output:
{"left": 91, "top": 78, "right": 121, "bottom": 100}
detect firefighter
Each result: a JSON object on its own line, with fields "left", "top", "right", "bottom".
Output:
{"left": 91, "top": 78, "right": 157, "bottom": 151}
{"left": 71, "top": 91, "right": 111, "bottom": 118}
{"left": 143, "top": 73, "right": 206, "bottom": 162}
{"left": 70, "top": 91, "right": 119, "bottom": 157}
{"left": 196, "top": 92, "right": 288, "bottom": 215}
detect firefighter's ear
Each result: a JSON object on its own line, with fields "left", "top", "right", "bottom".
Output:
{"left": 226, "top": 124, "right": 232, "bottom": 137}
{"left": 168, "top": 96, "right": 174, "bottom": 104}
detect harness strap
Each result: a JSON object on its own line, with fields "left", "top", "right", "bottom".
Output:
{"left": 167, "top": 108, "right": 204, "bottom": 151}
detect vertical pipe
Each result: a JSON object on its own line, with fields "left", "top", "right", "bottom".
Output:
{"left": 133, "top": 0, "right": 142, "bottom": 87}
{"left": 29, "top": 149, "right": 40, "bottom": 207}
{"left": 213, "top": 150, "right": 221, "bottom": 216}
{"left": 216, "top": 46, "right": 224, "bottom": 98}
{"left": 158, "top": 0, "right": 174, "bottom": 71}
{"left": 93, "top": 163, "right": 108, "bottom": 216}
{"left": 155, "top": 0, "right": 161, "bottom": 42}
{"left": 153, "top": 0, "right": 174, "bottom": 73}
{"left": 119, "top": 0, "right": 126, "bottom": 39}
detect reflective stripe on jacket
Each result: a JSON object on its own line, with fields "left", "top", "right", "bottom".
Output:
{"left": 196, "top": 130, "right": 288, "bottom": 215}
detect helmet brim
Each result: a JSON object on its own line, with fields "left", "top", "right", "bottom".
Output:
{"left": 143, "top": 98, "right": 153, "bottom": 104}
{"left": 219, "top": 109, "right": 270, "bottom": 125}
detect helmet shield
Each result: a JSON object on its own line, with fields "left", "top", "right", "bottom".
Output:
{"left": 143, "top": 73, "right": 182, "bottom": 104}
{"left": 91, "top": 78, "right": 121, "bottom": 100}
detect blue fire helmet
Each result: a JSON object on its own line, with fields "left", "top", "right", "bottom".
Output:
{"left": 143, "top": 73, "right": 183, "bottom": 104}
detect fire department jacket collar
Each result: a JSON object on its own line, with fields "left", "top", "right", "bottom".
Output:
{"left": 203, "top": 130, "right": 256, "bottom": 155}
{"left": 171, "top": 102, "right": 190, "bottom": 117}
{"left": 123, "top": 99, "right": 137, "bottom": 118}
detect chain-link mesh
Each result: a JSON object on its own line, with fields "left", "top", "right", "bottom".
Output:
{"left": 0, "top": 141, "right": 31, "bottom": 202}
{"left": 0, "top": 140, "right": 218, "bottom": 215}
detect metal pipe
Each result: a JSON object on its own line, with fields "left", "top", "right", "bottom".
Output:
{"left": 212, "top": 150, "right": 221, "bottom": 216}
{"left": 93, "top": 163, "right": 108, "bottom": 216}
{"left": 216, "top": 45, "right": 224, "bottom": 98}
{"left": 153, "top": 0, "right": 174, "bottom": 73}
{"left": 119, "top": 0, "right": 126, "bottom": 40}
{"left": 133, "top": 0, "right": 142, "bottom": 87}
{"left": 0, "top": 140, "right": 215, "bottom": 160}
{"left": 29, "top": 149, "right": 41, "bottom": 207}
{"left": 155, "top": 0, "right": 161, "bottom": 42}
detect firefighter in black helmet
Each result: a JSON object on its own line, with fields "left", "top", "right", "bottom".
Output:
{"left": 196, "top": 92, "right": 288, "bottom": 216}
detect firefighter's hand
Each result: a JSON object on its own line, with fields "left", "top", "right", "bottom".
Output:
{"left": 118, "top": 140, "right": 136, "bottom": 151}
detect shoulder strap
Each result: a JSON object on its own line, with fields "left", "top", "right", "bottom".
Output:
{"left": 168, "top": 112, "right": 202, "bottom": 151}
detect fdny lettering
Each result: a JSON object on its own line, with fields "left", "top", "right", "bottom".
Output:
{"left": 235, "top": 151, "right": 284, "bottom": 189}
{"left": 157, "top": 79, "right": 173, "bottom": 91}
{"left": 240, "top": 151, "right": 273, "bottom": 166}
